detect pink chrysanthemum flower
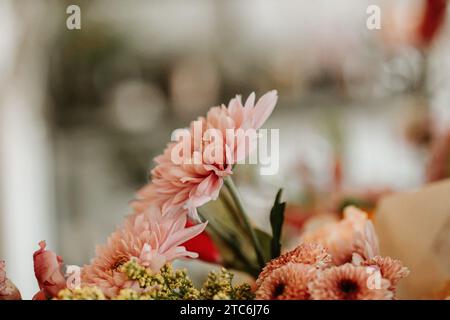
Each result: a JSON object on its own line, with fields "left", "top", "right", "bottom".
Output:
{"left": 0, "top": 260, "right": 22, "bottom": 300}
{"left": 309, "top": 263, "right": 393, "bottom": 300}
{"left": 361, "top": 256, "right": 409, "bottom": 291}
{"left": 132, "top": 91, "right": 278, "bottom": 220}
{"left": 256, "top": 263, "right": 316, "bottom": 300}
{"left": 256, "top": 243, "right": 331, "bottom": 287}
{"left": 81, "top": 205, "right": 206, "bottom": 298}
{"left": 301, "top": 206, "right": 378, "bottom": 265}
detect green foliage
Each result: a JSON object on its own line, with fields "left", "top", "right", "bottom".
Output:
{"left": 269, "top": 189, "right": 286, "bottom": 259}
{"left": 119, "top": 260, "right": 199, "bottom": 300}
{"left": 254, "top": 228, "right": 273, "bottom": 263}
{"left": 61, "top": 259, "right": 255, "bottom": 300}
{"left": 57, "top": 286, "right": 106, "bottom": 300}
{"left": 200, "top": 268, "right": 254, "bottom": 300}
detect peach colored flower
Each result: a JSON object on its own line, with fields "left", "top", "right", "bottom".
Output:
{"left": 132, "top": 91, "right": 278, "bottom": 220}
{"left": 309, "top": 263, "right": 393, "bottom": 300}
{"left": 301, "top": 206, "right": 378, "bottom": 265}
{"left": 351, "top": 218, "right": 380, "bottom": 264}
{"left": 0, "top": 260, "right": 22, "bottom": 300}
{"left": 256, "top": 263, "right": 316, "bottom": 300}
{"left": 133, "top": 143, "right": 226, "bottom": 221}
{"left": 82, "top": 205, "right": 206, "bottom": 298}
{"left": 256, "top": 243, "right": 331, "bottom": 288}
{"left": 33, "top": 241, "right": 67, "bottom": 299}
{"left": 361, "top": 256, "right": 409, "bottom": 291}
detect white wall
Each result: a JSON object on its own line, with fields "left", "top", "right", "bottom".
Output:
{"left": 0, "top": 0, "right": 57, "bottom": 299}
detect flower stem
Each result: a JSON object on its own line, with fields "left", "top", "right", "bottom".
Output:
{"left": 198, "top": 210, "right": 260, "bottom": 277}
{"left": 223, "top": 176, "right": 266, "bottom": 269}
{"left": 220, "top": 190, "right": 247, "bottom": 234}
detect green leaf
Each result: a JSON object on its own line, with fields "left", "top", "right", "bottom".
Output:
{"left": 254, "top": 228, "right": 272, "bottom": 263}
{"left": 269, "top": 189, "right": 286, "bottom": 259}
{"left": 198, "top": 206, "right": 260, "bottom": 277}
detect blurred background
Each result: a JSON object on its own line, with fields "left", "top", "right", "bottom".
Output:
{"left": 1, "top": 0, "right": 450, "bottom": 298}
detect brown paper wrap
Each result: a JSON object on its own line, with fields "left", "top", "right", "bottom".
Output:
{"left": 375, "top": 179, "right": 450, "bottom": 299}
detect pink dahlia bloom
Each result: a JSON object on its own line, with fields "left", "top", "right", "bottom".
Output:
{"left": 33, "top": 241, "right": 67, "bottom": 299}
{"left": 132, "top": 91, "right": 278, "bottom": 220}
{"left": 82, "top": 205, "right": 206, "bottom": 298}
{"left": 0, "top": 260, "right": 22, "bottom": 300}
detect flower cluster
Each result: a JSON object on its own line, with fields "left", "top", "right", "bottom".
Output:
{"left": 81, "top": 205, "right": 206, "bottom": 298}
{"left": 255, "top": 207, "right": 409, "bottom": 300}
{"left": 58, "top": 259, "right": 252, "bottom": 300}
{"left": 58, "top": 286, "right": 106, "bottom": 300}
{"left": 118, "top": 260, "right": 199, "bottom": 300}
{"left": 0, "top": 91, "right": 419, "bottom": 300}
{"left": 200, "top": 268, "right": 254, "bottom": 300}
{"left": 14, "top": 91, "right": 277, "bottom": 300}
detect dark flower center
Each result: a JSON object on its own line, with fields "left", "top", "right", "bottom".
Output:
{"left": 273, "top": 283, "right": 286, "bottom": 298}
{"left": 111, "top": 257, "right": 128, "bottom": 271}
{"left": 342, "top": 254, "right": 353, "bottom": 264}
{"left": 339, "top": 279, "right": 359, "bottom": 299}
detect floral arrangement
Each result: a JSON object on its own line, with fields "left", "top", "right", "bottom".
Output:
{"left": 0, "top": 91, "right": 415, "bottom": 300}
{"left": 255, "top": 207, "right": 409, "bottom": 300}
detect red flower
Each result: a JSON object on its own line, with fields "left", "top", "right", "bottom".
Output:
{"left": 33, "top": 241, "right": 66, "bottom": 299}
{"left": 183, "top": 221, "right": 221, "bottom": 264}
{"left": 417, "top": 0, "right": 447, "bottom": 48}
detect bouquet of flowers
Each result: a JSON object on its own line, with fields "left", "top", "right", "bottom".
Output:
{"left": 0, "top": 91, "right": 414, "bottom": 300}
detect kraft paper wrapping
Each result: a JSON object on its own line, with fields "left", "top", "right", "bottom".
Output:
{"left": 375, "top": 179, "right": 450, "bottom": 299}
{"left": 374, "top": 180, "right": 450, "bottom": 299}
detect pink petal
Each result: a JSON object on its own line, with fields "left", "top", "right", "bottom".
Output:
{"left": 251, "top": 90, "right": 278, "bottom": 129}
{"left": 159, "top": 222, "right": 207, "bottom": 253}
